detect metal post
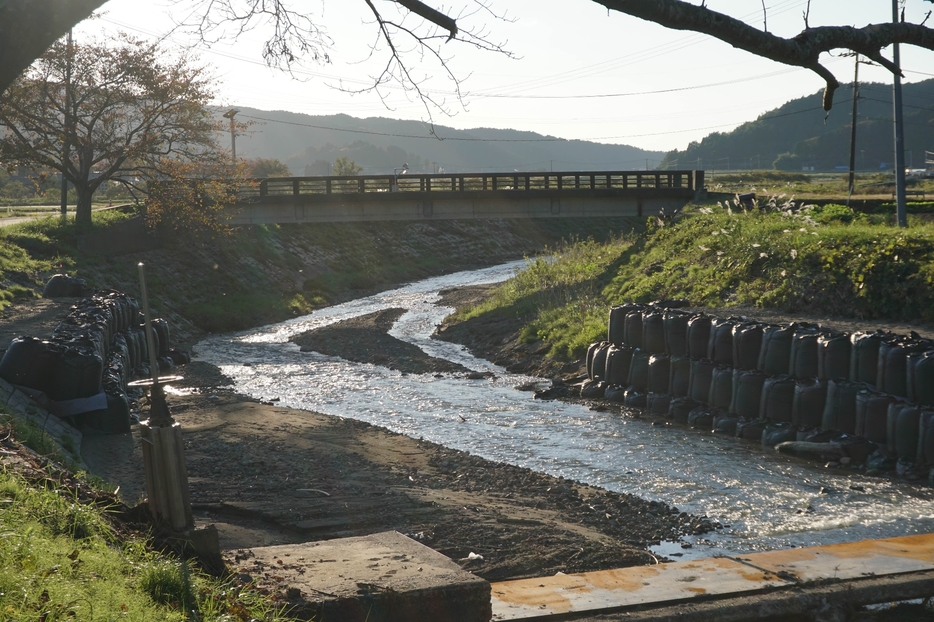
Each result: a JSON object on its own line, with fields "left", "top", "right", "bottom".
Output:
{"left": 223, "top": 109, "right": 239, "bottom": 164}
{"left": 847, "top": 54, "right": 860, "bottom": 206}
{"left": 892, "top": 0, "right": 908, "bottom": 227}
{"left": 60, "top": 29, "right": 73, "bottom": 217}
{"left": 138, "top": 263, "right": 171, "bottom": 426}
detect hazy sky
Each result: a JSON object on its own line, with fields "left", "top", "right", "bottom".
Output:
{"left": 83, "top": 0, "right": 933, "bottom": 157}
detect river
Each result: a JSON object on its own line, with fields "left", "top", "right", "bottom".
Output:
{"left": 194, "top": 260, "right": 934, "bottom": 560}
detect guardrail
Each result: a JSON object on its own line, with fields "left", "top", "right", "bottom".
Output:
{"left": 236, "top": 170, "right": 702, "bottom": 201}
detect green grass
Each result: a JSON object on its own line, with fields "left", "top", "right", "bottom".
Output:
{"left": 454, "top": 235, "right": 634, "bottom": 358}
{"left": 0, "top": 430, "right": 296, "bottom": 621}
{"left": 465, "top": 199, "right": 934, "bottom": 362}
{"left": 705, "top": 171, "right": 934, "bottom": 197}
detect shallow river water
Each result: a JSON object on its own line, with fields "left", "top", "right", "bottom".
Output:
{"left": 195, "top": 261, "right": 934, "bottom": 560}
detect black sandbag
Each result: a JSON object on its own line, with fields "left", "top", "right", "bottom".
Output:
{"left": 628, "top": 349, "right": 650, "bottom": 392}
{"left": 668, "top": 356, "right": 691, "bottom": 397}
{"left": 592, "top": 342, "right": 611, "bottom": 381}
{"left": 580, "top": 379, "right": 606, "bottom": 399}
{"left": 908, "top": 350, "right": 934, "bottom": 406}
{"left": 886, "top": 400, "right": 913, "bottom": 455}
{"left": 0, "top": 336, "right": 47, "bottom": 387}
{"left": 760, "top": 375, "right": 796, "bottom": 423}
{"left": 688, "top": 406, "right": 714, "bottom": 430}
{"left": 668, "top": 397, "right": 697, "bottom": 424}
{"left": 153, "top": 318, "right": 170, "bottom": 357}
{"left": 642, "top": 310, "right": 666, "bottom": 354}
{"left": 838, "top": 436, "right": 873, "bottom": 465}
{"left": 647, "top": 354, "right": 670, "bottom": 394}
{"left": 796, "top": 427, "right": 821, "bottom": 441}
{"left": 855, "top": 390, "right": 896, "bottom": 444}
{"left": 758, "top": 324, "right": 795, "bottom": 376}
{"left": 762, "top": 422, "right": 796, "bottom": 447}
{"left": 646, "top": 392, "right": 671, "bottom": 415}
{"left": 689, "top": 358, "right": 716, "bottom": 404}
{"left": 157, "top": 356, "right": 175, "bottom": 373}
{"left": 708, "top": 365, "right": 733, "bottom": 411}
{"left": 730, "top": 369, "right": 767, "bottom": 419}
{"left": 707, "top": 318, "right": 735, "bottom": 365}
{"left": 731, "top": 322, "right": 764, "bottom": 371}
{"left": 609, "top": 304, "right": 641, "bottom": 345}
{"left": 76, "top": 391, "right": 131, "bottom": 434}
{"left": 822, "top": 379, "right": 864, "bottom": 434}
{"left": 792, "top": 378, "right": 827, "bottom": 429}
{"left": 624, "top": 310, "right": 644, "bottom": 350}
{"left": 849, "top": 331, "right": 888, "bottom": 386}
{"left": 712, "top": 413, "right": 739, "bottom": 435}
{"left": 918, "top": 411, "right": 934, "bottom": 465}
{"left": 817, "top": 332, "right": 851, "bottom": 381}
{"left": 687, "top": 314, "right": 712, "bottom": 360}
{"left": 587, "top": 341, "right": 608, "bottom": 380}
{"left": 605, "top": 345, "right": 634, "bottom": 386}
{"left": 49, "top": 347, "right": 103, "bottom": 401}
{"left": 42, "top": 274, "right": 70, "bottom": 298}
{"left": 895, "top": 406, "right": 923, "bottom": 462}
{"left": 0, "top": 337, "right": 62, "bottom": 394}
{"left": 736, "top": 418, "right": 767, "bottom": 440}
{"left": 129, "top": 328, "right": 146, "bottom": 370}
{"left": 877, "top": 339, "right": 926, "bottom": 398}
{"left": 789, "top": 329, "right": 821, "bottom": 378}
{"left": 664, "top": 310, "right": 690, "bottom": 357}
{"left": 605, "top": 384, "right": 627, "bottom": 403}
{"left": 623, "top": 390, "right": 646, "bottom": 408}
{"left": 802, "top": 429, "right": 838, "bottom": 443}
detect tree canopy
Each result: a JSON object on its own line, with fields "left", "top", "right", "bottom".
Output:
{"left": 0, "top": 36, "right": 232, "bottom": 227}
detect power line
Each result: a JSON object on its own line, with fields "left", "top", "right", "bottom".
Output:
{"left": 240, "top": 99, "right": 841, "bottom": 144}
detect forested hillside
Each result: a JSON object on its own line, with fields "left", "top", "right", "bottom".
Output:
{"left": 661, "top": 79, "right": 934, "bottom": 172}
{"left": 229, "top": 108, "right": 663, "bottom": 175}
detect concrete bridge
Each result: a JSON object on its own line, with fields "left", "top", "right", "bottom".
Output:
{"left": 226, "top": 170, "right": 704, "bottom": 225}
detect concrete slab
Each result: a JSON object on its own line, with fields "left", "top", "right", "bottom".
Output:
{"left": 491, "top": 534, "right": 934, "bottom": 621}
{"left": 226, "top": 531, "right": 490, "bottom": 622}
{"left": 738, "top": 533, "right": 934, "bottom": 582}
{"left": 490, "top": 557, "right": 790, "bottom": 620}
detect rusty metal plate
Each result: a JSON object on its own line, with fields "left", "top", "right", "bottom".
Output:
{"left": 738, "top": 533, "right": 934, "bottom": 582}
{"left": 490, "top": 557, "right": 790, "bottom": 620}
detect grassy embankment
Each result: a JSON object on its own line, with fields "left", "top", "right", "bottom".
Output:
{"left": 0, "top": 406, "right": 293, "bottom": 621}
{"left": 0, "top": 210, "right": 638, "bottom": 335}
{"left": 457, "top": 196, "right": 934, "bottom": 361}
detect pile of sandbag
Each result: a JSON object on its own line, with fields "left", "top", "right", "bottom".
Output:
{"left": 0, "top": 280, "right": 188, "bottom": 433}
{"left": 586, "top": 302, "right": 934, "bottom": 474}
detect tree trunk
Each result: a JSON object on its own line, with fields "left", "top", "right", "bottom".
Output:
{"left": 75, "top": 185, "right": 94, "bottom": 226}
{"left": 0, "top": 0, "right": 104, "bottom": 94}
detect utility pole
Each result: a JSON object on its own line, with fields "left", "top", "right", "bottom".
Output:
{"left": 847, "top": 54, "right": 860, "bottom": 206}
{"left": 223, "top": 108, "right": 239, "bottom": 164}
{"left": 892, "top": 0, "right": 908, "bottom": 227}
{"left": 60, "top": 29, "right": 73, "bottom": 218}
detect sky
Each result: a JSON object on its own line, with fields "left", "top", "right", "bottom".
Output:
{"left": 79, "top": 0, "right": 934, "bottom": 157}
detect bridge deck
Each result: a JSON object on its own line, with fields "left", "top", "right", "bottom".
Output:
{"left": 228, "top": 170, "right": 703, "bottom": 224}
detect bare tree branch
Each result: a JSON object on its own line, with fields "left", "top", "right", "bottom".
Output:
{"left": 592, "top": 0, "right": 934, "bottom": 110}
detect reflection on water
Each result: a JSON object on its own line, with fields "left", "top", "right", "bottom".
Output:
{"left": 195, "top": 261, "right": 934, "bottom": 558}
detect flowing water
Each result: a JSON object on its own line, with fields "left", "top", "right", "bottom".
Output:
{"left": 194, "top": 260, "right": 934, "bottom": 560}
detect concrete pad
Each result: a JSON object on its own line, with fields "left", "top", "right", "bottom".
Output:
{"left": 490, "top": 557, "right": 790, "bottom": 620}
{"left": 226, "top": 531, "right": 490, "bottom": 622}
{"left": 738, "top": 533, "right": 934, "bottom": 582}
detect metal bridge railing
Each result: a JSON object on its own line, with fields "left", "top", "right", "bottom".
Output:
{"left": 234, "top": 170, "right": 702, "bottom": 201}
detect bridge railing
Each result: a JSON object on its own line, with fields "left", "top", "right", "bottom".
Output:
{"left": 235, "top": 170, "right": 701, "bottom": 201}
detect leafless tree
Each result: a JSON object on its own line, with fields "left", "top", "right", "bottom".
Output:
{"left": 3, "top": 0, "right": 934, "bottom": 114}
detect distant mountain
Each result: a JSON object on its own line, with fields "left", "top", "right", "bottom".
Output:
{"left": 661, "top": 79, "right": 934, "bottom": 172}
{"left": 227, "top": 108, "right": 664, "bottom": 175}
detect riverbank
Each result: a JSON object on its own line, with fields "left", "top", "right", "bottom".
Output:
{"left": 81, "top": 356, "right": 716, "bottom": 585}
